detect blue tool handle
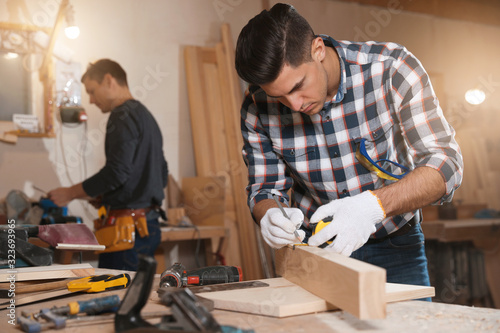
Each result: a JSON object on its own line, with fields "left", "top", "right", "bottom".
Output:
{"left": 77, "top": 295, "right": 121, "bottom": 314}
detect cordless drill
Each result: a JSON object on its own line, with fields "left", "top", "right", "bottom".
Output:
{"left": 159, "top": 263, "right": 242, "bottom": 288}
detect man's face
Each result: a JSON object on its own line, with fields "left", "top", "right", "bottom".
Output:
{"left": 261, "top": 59, "right": 328, "bottom": 116}
{"left": 82, "top": 76, "right": 113, "bottom": 113}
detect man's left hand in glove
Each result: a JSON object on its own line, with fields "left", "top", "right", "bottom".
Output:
{"left": 308, "top": 190, "right": 386, "bottom": 256}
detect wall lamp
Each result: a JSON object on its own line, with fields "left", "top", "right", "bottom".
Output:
{"left": 64, "top": 2, "right": 80, "bottom": 39}
{"left": 465, "top": 88, "right": 486, "bottom": 106}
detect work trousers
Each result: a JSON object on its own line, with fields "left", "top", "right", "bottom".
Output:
{"left": 98, "top": 218, "right": 161, "bottom": 271}
{"left": 351, "top": 222, "right": 432, "bottom": 301}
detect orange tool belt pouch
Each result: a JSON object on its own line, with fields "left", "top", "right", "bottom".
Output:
{"left": 94, "top": 208, "right": 150, "bottom": 253}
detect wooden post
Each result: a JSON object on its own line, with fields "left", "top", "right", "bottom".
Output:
{"left": 38, "top": 0, "right": 69, "bottom": 135}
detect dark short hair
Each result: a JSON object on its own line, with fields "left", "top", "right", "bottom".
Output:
{"left": 235, "top": 3, "right": 315, "bottom": 86}
{"left": 81, "top": 59, "right": 128, "bottom": 87}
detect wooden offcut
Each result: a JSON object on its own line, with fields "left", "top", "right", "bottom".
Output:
{"left": 275, "top": 246, "right": 386, "bottom": 319}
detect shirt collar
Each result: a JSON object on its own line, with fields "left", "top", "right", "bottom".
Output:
{"left": 319, "top": 35, "right": 347, "bottom": 106}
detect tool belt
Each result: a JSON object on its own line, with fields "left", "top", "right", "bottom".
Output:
{"left": 93, "top": 208, "right": 150, "bottom": 253}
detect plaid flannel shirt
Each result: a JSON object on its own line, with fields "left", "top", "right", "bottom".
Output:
{"left": 241, "top": 36, "right": 463, "bottom": 238}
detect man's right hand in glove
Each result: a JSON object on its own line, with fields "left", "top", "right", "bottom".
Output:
{"left": 260, "top": 207, "right": 306, "bottom": 249}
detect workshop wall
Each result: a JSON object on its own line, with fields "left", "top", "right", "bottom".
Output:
{"left": 0, "top": 0, "right": 499, "bottom": 225}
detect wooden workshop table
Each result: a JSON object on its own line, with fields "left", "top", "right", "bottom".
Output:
{"left": 155, "top": 226, "right": 228, "bottom": 273}
{"left": 422, "top": 218, "right": 500, "bottom": 308}
{"left": 2, "top": 269, "right": 500, "bottom": 333}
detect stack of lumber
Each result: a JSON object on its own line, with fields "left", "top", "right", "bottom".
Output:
{"left": 184, "top": 24, "right": 263, "bottom": 280}
{"left": 0, "top": 263, "right": 94, "bottom": 282}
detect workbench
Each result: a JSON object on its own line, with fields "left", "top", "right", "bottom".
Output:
{"left": 422, "top": 218, "right": 500, "bottom": 308}
{"left": 2, "top": 268, "right": 500, "bottom": 333}
{"left": 30, "top": 225, "right": 227, "bottom": 272}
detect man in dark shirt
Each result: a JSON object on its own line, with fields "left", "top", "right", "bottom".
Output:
{"left": 48, "top": 59, "right": 168, "bottom": 271}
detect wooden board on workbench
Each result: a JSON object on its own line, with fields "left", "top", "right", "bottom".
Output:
{"left": 197, "top": 277, "right": 434, "bottom": 317}
{"left": 0, "top": 264, "right": 94, "bottom": 282}
{"left": 276, "top": 246, "right": 386, "bottom": 319}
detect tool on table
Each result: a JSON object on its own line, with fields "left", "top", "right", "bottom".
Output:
{"left": 311, "top": 216, "right": 335, "bottom": 248}
{"left": 0, "top": 273, "right": 130, "bottom": 307}
{"left": 67, "top": 273, "right": 131, "bottom": 292}
{"left": 0, "top": 223, "right": 103, "bottom": 250}
{"left": 18, "top": 295, "right": 120, "bottom": 333}
{"left": 272, "top": 194, "right": 303, "bottom": 243}
{"left": 116, "top": 255, "right": 253, "bottom": 333}
{"left": 159, "top": 262, "right": 242, "bottom": 289}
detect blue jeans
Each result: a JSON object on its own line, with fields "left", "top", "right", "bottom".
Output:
{"left": 98, "top": 218, "right": 161, "bottom": 271}
{"left": 351, "top": 222, "right": 432, "bottom": 301}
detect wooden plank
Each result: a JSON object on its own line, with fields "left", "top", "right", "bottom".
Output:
{"left": 184, "top": 25, "right": 262, "bottom": 279}
{"left": 0, "top": 264, "right": 94, "bottom": 282}
{"left": 199, "top": 278, "right": 333, "bottom": 317}
{"left": 218, "top": 24, "right": 264, "bottom": 280}
{"left": 385, "top": 283, "right": 435, "bottom": 303}
{"left": 184, "top": 46, "right": 218, "bottom": 175}
{"left": 197, "top": 277, "right": 434, "bottom": 318}
{"left": 275, "top": 246, "right": 386, "bottom": 319}
{"left": 0, "top": 278, "right": 72, "bottom": 294}
{"left": 167, "top": 174, "right": 184, "bottom": 208}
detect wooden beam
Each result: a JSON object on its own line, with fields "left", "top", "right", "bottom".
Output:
{"left": 275, "top": 246, "right": 386, "bottom": 319}
{"left": 335, "top": 0, "right": 500, "bottom": 27}
{"left": 218, "top": 24, "right": 264, "bottom": 280}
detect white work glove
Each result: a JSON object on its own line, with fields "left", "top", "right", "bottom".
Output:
{"left": 260, "top": 207, "right": 306, "bottom": 249}
{"left": 308, "top": 190, "right": 386, "bottom": 256}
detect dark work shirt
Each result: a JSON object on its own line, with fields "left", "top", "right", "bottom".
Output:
{"left": 82, "top": 100, "right": 168, "bottom": 210}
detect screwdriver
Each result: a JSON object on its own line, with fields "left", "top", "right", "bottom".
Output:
{"left": 272, "top": 194, "right": 303, "bottom": 242}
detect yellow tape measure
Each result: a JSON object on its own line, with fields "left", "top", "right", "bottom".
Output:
{"left": 311, "top": 216, "right": 334, "bottom": 246}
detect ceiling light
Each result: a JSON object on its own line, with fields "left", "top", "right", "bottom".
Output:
{"left": 465, "top": 88, "right": 486, "bottom": 105}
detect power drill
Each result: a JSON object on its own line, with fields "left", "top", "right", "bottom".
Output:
{"left": 159, "top": 263, "right": 242, "bottom": 288}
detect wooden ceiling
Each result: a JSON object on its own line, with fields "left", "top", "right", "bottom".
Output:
{"left": 335, "top": 0, "right": 500, "bottom": 27}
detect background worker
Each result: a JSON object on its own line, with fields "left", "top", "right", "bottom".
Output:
{"left": 48, "top": 59, "right": 168, "bottom": 271}
{"left": 235, "top": 3, "right": 463, "bottom": 289}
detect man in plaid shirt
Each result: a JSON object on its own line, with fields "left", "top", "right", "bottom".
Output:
{"left": 235, "top": 3, "right": 463, "bottom": 288}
